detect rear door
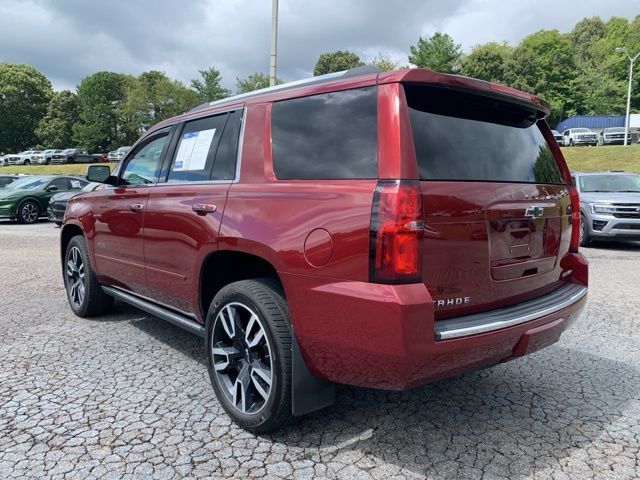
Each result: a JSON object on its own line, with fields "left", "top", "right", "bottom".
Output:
{"left": 143, "top": 109, "right": 243, "bottom": 314}
{"left": 403, "top": 84, "right": 571, "bottom": 318}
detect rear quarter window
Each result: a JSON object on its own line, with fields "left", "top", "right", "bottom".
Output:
{"left": 405, "top": 84, "right": 563, "bottom": 184}
{"left": 271, "top": 87, "right": 377, "bottom": 180}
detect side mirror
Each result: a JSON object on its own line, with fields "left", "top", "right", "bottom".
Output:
{"left": 46, "top": 185, "right": 58, "bottom": 192}
{"left": 86, "top": 164, "right": 115, "bottom": 185}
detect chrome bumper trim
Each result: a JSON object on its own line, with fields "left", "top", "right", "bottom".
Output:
{"left": 435, "top": 283, "right": 587, "bottom": 340}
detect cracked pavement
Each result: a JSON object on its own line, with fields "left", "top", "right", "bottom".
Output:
{"left": 1, "top": 221, "right": 639, "bottom": 479}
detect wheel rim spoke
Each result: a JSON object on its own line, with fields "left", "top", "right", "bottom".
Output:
{"left": 250, "top": 362, "right": 272, "bottom": 400}
{"left": 212, "top": 345, "right": 239, "bottom": 371}
{"left": 232, "top": 363, "right": 251, "bottom": 413}
{"left": 245, "top": 314, "right": 265, "bottom": 348}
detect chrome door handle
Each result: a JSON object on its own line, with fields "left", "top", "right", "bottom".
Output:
{"left": 128, "top": 203, "right": 144, "bottom": 212}
{"left": 192, "top": 204, "right": 217, "bottom": 215}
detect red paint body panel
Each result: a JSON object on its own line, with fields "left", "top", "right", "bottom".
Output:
{"left": 143, "top": 183, "right": 230, "bottom": 314}
{"left": 63, "top": 67, "right": 588, "bottom": 392}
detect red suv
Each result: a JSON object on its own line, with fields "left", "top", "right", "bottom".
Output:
{"left": 61, "top": 67, "right": 588, "bottom": 432}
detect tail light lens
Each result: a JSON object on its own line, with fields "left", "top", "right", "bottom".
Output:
{"left": 568, "top": 186, "right": 580, "bottom": 252}
{"left": 369, "top": 180, "right": 423, "bottom": 284}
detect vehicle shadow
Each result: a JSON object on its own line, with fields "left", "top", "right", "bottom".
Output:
{"left": 128, "top": 305, "right": 206, "bottom": 366}
{"left": 125, "top": 311, "right": 638, "bottom": 477}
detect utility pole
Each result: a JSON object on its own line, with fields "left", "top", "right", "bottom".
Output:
{"left": 616, "top": 47, "right": 640, "bottom": 146}
{"left": 269, "top": 0, "right": 279, "bottom": 86}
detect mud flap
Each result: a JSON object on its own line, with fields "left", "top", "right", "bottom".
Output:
{"left": 291, "top": 334, "right": 336, "bottom": 416}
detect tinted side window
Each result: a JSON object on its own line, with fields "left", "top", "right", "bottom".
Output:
{"left": 212, "top": 110, "right": 242, "bottom": 180}
{"left": 0, "top": 178, "right": 15, "bottom": 187}
{"left": 405, "top": 85, "right": 563, "bottom": 184}
{"left": 49, "top": 178, "right": 71, "bottom": 190}
{"left": 271, "top": 87, "right": 377, "bottom": 179}
{"left": 167, "top": 113, "right": 228, "bottom": 183}
{"left": 121, "top": 134, "right": 169, "bottom": 186}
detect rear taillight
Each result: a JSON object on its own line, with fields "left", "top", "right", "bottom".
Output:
{"left": 568, "top": 186, "right": 580, "bottom": 252}
{"left": 369, "top": 180, "right": 423, "bottom": 284}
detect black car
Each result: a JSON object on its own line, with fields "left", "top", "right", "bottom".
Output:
{"left": 0, "top": 175, "right": 19, "bottom": 188}
{"left": 47, "top": 182, "right": 102, "bottom": 225}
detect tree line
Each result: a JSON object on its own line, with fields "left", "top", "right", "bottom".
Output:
{"left": 1, "top": 15, "right": 638, "bottom": 154}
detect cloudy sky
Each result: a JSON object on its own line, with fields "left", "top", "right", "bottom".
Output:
{"left": 0, "top": 0, "right": 638, "bottom": 91}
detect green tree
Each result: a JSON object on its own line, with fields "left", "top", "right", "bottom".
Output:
{"left": 368, "top": 53, "right": 401, "bottom": 72}
{"left": 408, "top": 33, "right": 462, "bottom": 73}
{"left": 504, "top": 30, "right": 577, "bottom": 125}
{"left": 122, "top": 71, "right": 198, "bottom": 133}
{"left": 460, "top": 42, "right": 512, "bottom": 84}
{"left": 235, "top": 72, "right": 282, "bottom": 94}
{"left": 0, "top": 63, "right": 53, "bottom": 152}
{"left": 570, "top": 17, "right": 606, "bottom": 62}
{"left": 565, "top": 18, "right": 625, "bottom": 116}
{"left": 589, "top": 16, "right": 640, "bottom": 112}
{"left": 190, "top": 67, "right": 230, "bottom": 103}
{"left": 313, "top": 50, "right": 364, "bottom": 76}
{"left": 73, "top": 71, "right": 132, "bottom": 152}
{"left": 35, "top": 90, "right": 79, "bottom": 148}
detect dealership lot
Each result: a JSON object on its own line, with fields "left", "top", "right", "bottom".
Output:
{"left": 0, "top": 222, "right": 639, "bottom": 479}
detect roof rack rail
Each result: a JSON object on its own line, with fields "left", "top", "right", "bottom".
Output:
{"left": 189, "top": 66, "right": 380, "bottom": 112}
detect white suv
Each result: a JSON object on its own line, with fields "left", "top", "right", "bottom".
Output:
{"left": 562, "top": 128, "right": 597, "bottom": 147}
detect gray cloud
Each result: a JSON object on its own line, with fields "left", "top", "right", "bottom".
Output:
{"left": 0, "top": 0, "right": 637, "bottom": 91}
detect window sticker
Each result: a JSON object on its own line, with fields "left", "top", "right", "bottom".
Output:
{"left": 70, "top": 180, "right": 81, "bottom": 188}
{"left": 173, "top": 128, "right": 216, "bottom": 171}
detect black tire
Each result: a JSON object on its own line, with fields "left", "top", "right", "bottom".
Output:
{"left": 569, "top": 139, "right": 574, "bottom": 147}
{"left": 67, "top": 157, "right": 75, "bottom": 164}
{"left": 55, "top": 221, "right": 62, "bottom": 227}
{"left": 24, "top": 159, "right": 31, "bottom": 165}
{"left": 205, "top": 278, "right": 293, "bottom": 433}
{"left": 17, "top": 200, "right": 40, "bottom": 224}
{"left": 579, "top": 214, "right": 591, "bottom": 247}
{"left": 45, "top": 159, "right": 51, "bottom": 165}
{"left": 63, "top": 235, "right": 114, "bottom": 317}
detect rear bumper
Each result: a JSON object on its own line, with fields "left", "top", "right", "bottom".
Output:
{"left": 283, "top": 253, "right": 588, "bottom": 390}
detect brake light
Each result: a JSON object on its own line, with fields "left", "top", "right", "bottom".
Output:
{"left": 369, "top": 180, "right": 423, "bottom": 284}
{"left": 568, "top": 186, "right": 580, "bottom": 252}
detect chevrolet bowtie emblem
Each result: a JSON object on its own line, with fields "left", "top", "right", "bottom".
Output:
{"left": 525, "top": 206, "right": 544, "bottom": 218}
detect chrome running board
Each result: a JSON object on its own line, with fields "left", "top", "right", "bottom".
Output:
{"left": 435, "top": 283, "right": 587, "bottom": 340}
{"left": 102, "top": 286, "right": 205, "bottom": 337}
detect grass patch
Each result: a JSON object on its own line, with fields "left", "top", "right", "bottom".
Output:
{"left": 561, "top": 144, "right": 640, "bottom": 174}
{"left": 1, "top": 163, "right": 118, "bottom": 175}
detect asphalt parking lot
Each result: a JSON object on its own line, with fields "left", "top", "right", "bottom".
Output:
{"left": 0, "top": 221, "right": 639, "bottom": 480}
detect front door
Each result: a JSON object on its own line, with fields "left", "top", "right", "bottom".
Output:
{"left": 144, "top": 109, "right": 243, "bottom": 314}
{"left": 92, "top": 130, "right": 172, "bottom": 295}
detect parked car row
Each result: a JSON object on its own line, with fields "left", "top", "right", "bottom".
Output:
{"left": 0, "top": 174, "right": 101, "bottom": 224}
{"left": 549, "top": 127, "right": 634, "bottom": 147}
{"left": 0, "top": 148, "right": 111, "bottom": 166}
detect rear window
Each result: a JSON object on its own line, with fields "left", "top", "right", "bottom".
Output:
{"left": 271, "top": 87, "right": 377, "bottom": 179}
{"left": 405, "top": 85, "right": 563, "bottom": 184}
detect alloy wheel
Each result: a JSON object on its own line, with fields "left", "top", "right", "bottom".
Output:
{"left": 21, "top": 203, "right": 39, "bottom": 223}
{"left": 66, "top": 246, "right": 86, "bottom": 308}
{"left": 211, "top": 302, "right": 273, "bottom": 415}
{"left": 579, "top": 217, "right": 586, "bottom": 244}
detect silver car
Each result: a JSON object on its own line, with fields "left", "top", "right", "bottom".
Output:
{"left": 598, "top": 127, "right": 631, "bottom": 146}
{"left": 572, "top": 171, "right": 640, "bottom": 246}
{"left": 33, "top": 149, "right": 64, "bottom": 165}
